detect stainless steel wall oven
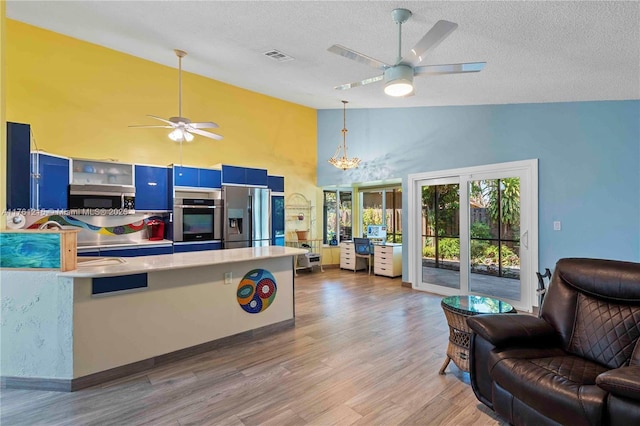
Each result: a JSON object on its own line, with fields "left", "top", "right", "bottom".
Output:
{"left": 173, "top": 198, "right": 223, "bottom": 242}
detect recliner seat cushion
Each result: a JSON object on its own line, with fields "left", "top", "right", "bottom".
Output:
{"left": 490, "top": 350, "right": 609, "bottom": 425}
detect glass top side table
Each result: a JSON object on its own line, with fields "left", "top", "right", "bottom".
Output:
{"left": 439, "top": 295, "right": 516, "bottom": 375}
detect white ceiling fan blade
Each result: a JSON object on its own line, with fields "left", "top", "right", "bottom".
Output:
{"left": 328, "top": 45, "right": 389, "bottom": 71}
{"left": 406, "top": 20, "right": 458, "bottom": 66}
{"left": 189, "top": 128, "right": 223, "bottom": 140}
{"left": 189, "top": 121, "right": 219, "bottom": 129}
{"left": 129, "top": 125, "right": 173, "bottom": 129}
{"left": 414, "top": 62, "right": 486, "bottom": 76}
{"left": 147, "top": 115, "right": 178, "bottom": 126}
{"left": 133, "top": 51, "right": 222, "bottom": 137}
{"left": 334, "top": 75, "right": 384, "bottom": 91}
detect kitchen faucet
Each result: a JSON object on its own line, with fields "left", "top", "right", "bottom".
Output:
{"left": 38, "top": 221, "right": 64, "bottom": 230}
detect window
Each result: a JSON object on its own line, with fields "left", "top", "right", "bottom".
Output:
{"left": 323, "top": 190, "right": 352, "bottom": 244}
{"left": 323, "top": 191, "right": 337, "bottom": 244}
{"left": 360, "top": 186, "right": 402, "bottom": 243}
{"left": 339, "top": 191, "right": 353, "bottom": 242}
{"left": 388, "top": 188, "right": 402, "bottom": 243}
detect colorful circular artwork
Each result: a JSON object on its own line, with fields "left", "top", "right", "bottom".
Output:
{"left": 237, "top": 269, "right": 277, "bottom": 314}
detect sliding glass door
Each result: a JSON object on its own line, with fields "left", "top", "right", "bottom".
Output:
{"left": 420, "top": 179, "right": 461, "bottom": 291}
{"left": 409, "top": 160, "right": 537, "bottom": 312}
{"left": 468, "top": 176, "right": 522, "bottom": 300}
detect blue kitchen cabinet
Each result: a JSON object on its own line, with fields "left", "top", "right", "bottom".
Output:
{"left": 199, "top": 168, "right": 221, "bottom": 188}
{"left": 173, "top": 241, "right": 222, "bottom": 253}
{"left": 268, "top": 175, "right": 285, "bottom": 193}
{"left": 140, "top": 245, "right": 174, "bottom": 256}
{"left": 173, "top": 165, "right": 221, "bottom": 189}
{"left": 271, "top": 195, "right": 285, "bottom": 246}
{"left": 221, "top": 165, "right": 268, "bottom": 186}
{"left": 77, "top": 250, "right": 101, "bottom": 257}
{"left": 221, "top": 165, "right": 246, "bottom": 185}
{"left": 7, "top": 122, "right": 31, "bottom": 209}
{"left": 245, "top": 167, "right": 268, "bottom": 186}
{"left": 135, "top": 165, "right": 170, "bottom": 211}
{"left": 173, "top": 165, "right": 199, "bottom": 187}
{"left": 99, "top": 245, "right": 173, "bottom": 257}
{"left": 269, "top": 176, "right": 285, "bottom": 245}
{"left": 78, "top": 245, "right": 173, "bottom": 258}
{"left": 166, "top": 167, "right": 173, "bottom": 209}
{"left": 92, "top": 273, "right": 148, "bottom": 295}
{"left": 32, "top": 152, "right": 70, "bottom": 210}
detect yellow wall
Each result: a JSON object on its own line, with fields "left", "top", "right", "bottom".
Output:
{"left": 1, "top": 6, "right": 7, "bottom": 229}
{"left": 5, "top": 20, "right": 320, "bottom": 223}
{"left": 322, "top": 246, "right": 340, "bottom": 266}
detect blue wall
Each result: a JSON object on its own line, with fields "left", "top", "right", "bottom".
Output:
{"left": 317, "top": 100, "right": 640, "bottom": 271}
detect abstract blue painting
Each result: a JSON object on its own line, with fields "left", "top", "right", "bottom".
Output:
{"left": 0, "top": 233, "right": 61, "bottom": 269}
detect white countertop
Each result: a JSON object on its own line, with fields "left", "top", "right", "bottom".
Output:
{"left": 62, "top": 246, "right": 309, "bottom": 278}
{"left": 77, "top": 239, "right": 174, "bottom": 250}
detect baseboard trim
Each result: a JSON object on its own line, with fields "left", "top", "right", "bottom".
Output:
{"left": 321, "top": 264, "right": 340, "bottom": 269}
{"left": 2, "top": 318, "right": 295, "bottom": 392}
{"left": 1, "top": 376, "right": 72, "bottom": 392}
{"left": 401, "top": 281, "right": 412, "bottom": 288}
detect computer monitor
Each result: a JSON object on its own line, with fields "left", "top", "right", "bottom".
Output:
{"left": 366, "top": 225, "right": 387, "bottom": 241}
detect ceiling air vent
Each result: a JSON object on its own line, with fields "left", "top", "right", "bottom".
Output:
{"left": 263, "top": 49, "right": 295, "bottom": 62}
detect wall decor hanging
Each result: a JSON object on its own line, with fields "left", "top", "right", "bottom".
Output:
{"left": 236, "top": 269, "right": 277, "bottom": 314}
{"left": 0, "top": 230, "right": 78, "bottom": 271}
{"left": 27, "top": 215, "right": 147, "bottom": 235}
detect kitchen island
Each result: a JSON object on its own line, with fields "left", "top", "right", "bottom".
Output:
{"left": 1, "top": 246, "right": 307, "bottom": 391}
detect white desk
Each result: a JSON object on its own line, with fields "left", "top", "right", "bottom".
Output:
{"left": 339, "top": 242, "right": 402, "bottom": 278}
{"left": 373, "top": 243, "right": 402, "bottom": 277}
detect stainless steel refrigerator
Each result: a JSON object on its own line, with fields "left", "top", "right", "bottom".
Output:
{"left": 222, "top": 186, "right": 271, "bottom": 249}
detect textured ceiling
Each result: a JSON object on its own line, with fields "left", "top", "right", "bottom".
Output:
{"left": 6, "top": 1, "right": 640, "bottom": 110}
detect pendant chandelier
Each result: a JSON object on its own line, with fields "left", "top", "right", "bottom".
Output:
{"left": 328, "top": 100, "right": 360, "bottom": 170}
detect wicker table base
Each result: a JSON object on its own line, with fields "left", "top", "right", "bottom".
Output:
{"left": 439, "top": 295, "right": 516, "bottom": 375}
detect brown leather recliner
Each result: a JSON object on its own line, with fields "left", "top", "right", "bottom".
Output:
{"left": 467, "top": 258, "right": 640, "bottom": 426}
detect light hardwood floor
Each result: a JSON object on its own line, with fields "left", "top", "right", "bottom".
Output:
{"left": 1, "top": 268, "right": 507, "bottom": 426}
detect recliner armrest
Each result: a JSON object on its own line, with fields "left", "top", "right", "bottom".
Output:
{"left": 466, "top": 314, "right": 558, "bottom": 347}
{"left": 597, "top": 366, "right": 640, "bottom": 402}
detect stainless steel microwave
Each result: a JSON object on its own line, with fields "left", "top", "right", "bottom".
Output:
{"left": 68, "top": 184, "right": 135, "bottom": 213}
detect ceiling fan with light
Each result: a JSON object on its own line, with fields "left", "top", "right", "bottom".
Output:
{"left": 130, "top": 49, "right": 223, "bottom": 142}
{"left": 328, "top": 8, "right": 486, "bottom": 97}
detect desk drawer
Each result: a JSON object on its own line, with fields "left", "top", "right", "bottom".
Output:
{"left": 374, "top": 245, "right": 394, "bottom": 255}
{"left": 374, "top": 265, "right": 391, "bottom": 276}
{"left": 374, "top": 244, "right": 402, "bottom": 277}
{"left": 340, "top": 250, "right": 354, "bottom": 258}
{"left": 340, "top": 259, "right": 356, "bottom": 270}
{"left": 375, "top": 255, "right": 393, "bottom": 265}
{"left": 340, "top": 252, "right": 353, "bottom": 261}
{"left": 341, "top": 257, "right": 367, "bottom": 270}
{"left": 374, "top": 265, "right": 400, "bottom": 277}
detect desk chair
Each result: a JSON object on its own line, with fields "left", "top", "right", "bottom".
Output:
{"left": 353, "top": 238, "right": 373, "bottom": 275}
